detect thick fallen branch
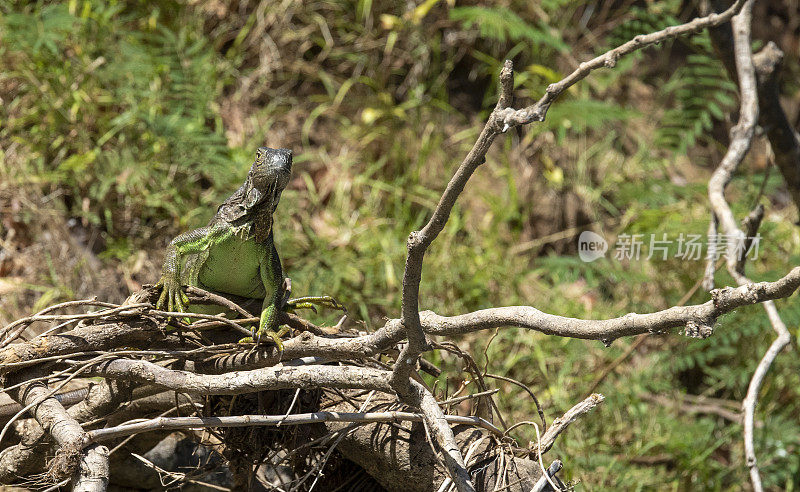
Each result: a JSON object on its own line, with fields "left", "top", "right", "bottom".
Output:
{"left": 3, "top": 369, "right": 109, "bottom": 489}
{"left": 78, "top": 359, "right": 393, "bottom": 395}
{"left": 406, "top": 381, "right": 474, "bottom": 492}
{"left": 73, "top": 444, "right": 110, "bottom": 492}
{"left": 0, "top": 318, "right": 168, "bottom": 375}
{"left": 0, "top": 381, "right": 131, "bottom": 483}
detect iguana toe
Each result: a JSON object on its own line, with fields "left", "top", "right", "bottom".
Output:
{"left": 238, "top": 325, "right": 289, "bottom": 351}
{"left": 156, "top": 288, "right": 168, "bottom": 311}
{"left": 286, "top": 295, "right": 345, "bottom": 314}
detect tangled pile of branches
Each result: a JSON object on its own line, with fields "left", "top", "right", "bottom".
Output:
{"left": 1, "top": 1, "right": 799, "bottom": 491}
{"left": 0, "top": 284, "right": 606, "bottom": 491}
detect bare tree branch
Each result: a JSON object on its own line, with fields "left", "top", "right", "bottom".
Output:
{"left": 3, "top": 369, "right": 108, "bottom": 488}
{"left": 708, "top": 1, "right": 800, "bottom": 215}
{"left": 742, "top": 312, "right": 792, "bottom": 492}
{"left": 703, "top": 2, "right": 793, "bottom": 489}
{"left": 416, "top": 267, "right": 799, "bottom": 341}
{"left": 86, "top": 410, "right": 500, "bottom": 444}
{"left": 707, "top": 0, "right": 759, "bottom": 275}
{"left": 78, "top": 359, "right": 393, "bottom": 395}
{"left": 752, "top": 43, "right": 800, "bottom": 216}
{"left": 392, "top": 0, "right": 748, "bottom": 402}
{"left": 534, "top": 394, "right": 604, "bottom": 457}
{"left": 495, "top": 0, "right": 748, "bottom": 127}
{"left": 406, "top": 381, "right": 475, "bottom": 492}
{"left": 0, "top": 379, "right": 139, "bottom": 478}
{"left": 72, "top": 444, "right": 110, "bottom": 492}
{"left": 393, "top": 61, "right": 515, "bottom": 410}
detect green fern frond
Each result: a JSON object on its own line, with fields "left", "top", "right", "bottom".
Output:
{"left": 449, "top": 6, "right": 567, "bottom": 52}
{"left": 609, "top": 6, "right": 737, "bottom": 156}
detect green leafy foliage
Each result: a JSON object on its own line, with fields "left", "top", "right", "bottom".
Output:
{"left": 657, "top": 48, "right": 738, "bottom": 154}
{"left": 0, "top": 1, "right": 237, "bottom": 237}
{"left": 609, "top": 5, "right": 738, "bottom": 155}
{"left": 449, "top": 6, "right": 567, "bottom": 52}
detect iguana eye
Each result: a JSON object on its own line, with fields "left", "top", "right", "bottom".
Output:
{"left": 255, "top": 147, "right": 270, "bottom": 164}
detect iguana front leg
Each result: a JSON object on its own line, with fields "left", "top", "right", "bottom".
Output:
{"left": 156, "top": 224, "right": 233, "bottom": 313}
{"left": 240, "top": 238, "right": 289, "bottom": 348}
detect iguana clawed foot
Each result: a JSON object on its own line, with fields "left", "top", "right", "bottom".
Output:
{"left": 237, "top": 291, "right": 345, "bottom": 350}
{"left": 238, "top": 325, "right": 291, "bottom": 350}
{"left": 154, "top": 274, "right": 193, "bottom": 324}
{"left": 155, "top": 274, "right": 190, "bottom": 314}
{"left": 286, "top": 295, "right": 345, "bottom": 314}
{"left": 275, "top": 278, "right": 345, "bottom": 314}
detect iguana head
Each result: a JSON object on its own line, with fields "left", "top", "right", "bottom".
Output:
{"left": 245, "top": 147, "right": 292, "bottom": 213}
{"left": 214, "top": 147, "right": 293, "bottom": 226}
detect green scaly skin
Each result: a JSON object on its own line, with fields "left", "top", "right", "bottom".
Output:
{"left": 155, "top": 147, "right": 293, "bottom": 348}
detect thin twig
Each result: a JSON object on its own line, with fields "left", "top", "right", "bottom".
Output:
{"left": 439, "top": 389, "right": 500, "bottom": 407}
{"left": 484, "top": 373, "right": 545, "bottom": 432}
{"left": 0, "top": 298, "right": 112, "bottom": 339}
{"left": 148, "top": 309, "right": 253, "bottom": 337}
{"left": 1, "top": 302, "right": 150, "bottom": 348}
{"left": 86, "top": 410, "right": 501, "bottom": 444}
{"left": 532, "top": 423, "right": 560, "bottom": 492}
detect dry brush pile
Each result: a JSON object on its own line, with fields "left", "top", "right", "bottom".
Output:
{"left": 1, "top": 1, "right": 799, "bottom": 491}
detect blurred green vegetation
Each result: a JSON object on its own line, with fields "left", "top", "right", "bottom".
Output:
{"left": 1, "top": 0, "right": 799, "bottom": 489}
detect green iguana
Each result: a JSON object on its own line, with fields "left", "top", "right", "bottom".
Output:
{"left": 156, "top": 147, "right": 314, "bottom": 348}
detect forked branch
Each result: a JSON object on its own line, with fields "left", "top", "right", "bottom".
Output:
{"left": 703, "top": 2, "right": 793, "bottom": 490}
